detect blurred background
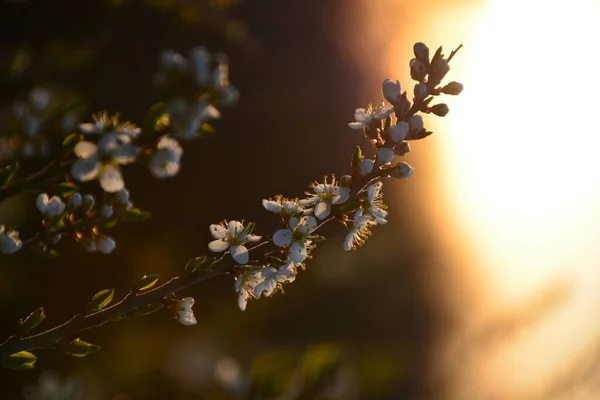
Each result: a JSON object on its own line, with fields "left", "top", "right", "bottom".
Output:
{"left": 1, "top": 0, "right": 600, "bottom": 399}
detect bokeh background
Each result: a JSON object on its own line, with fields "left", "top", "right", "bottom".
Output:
{"left": 1, "top": 0, "right": 600, "bottom": 399}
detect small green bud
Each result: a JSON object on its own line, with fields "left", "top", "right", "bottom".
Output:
{"left": 441, "top": 81, "right": 464, "bottom": 96}
{"left": 88, "top": 289, "right": 114, "bottom": 312}
{"left": 18, "top": 307, "right": 46, "bottom": 332}
{"left": 351, "top": 146, "right": 363, "bottom": 168}
{"left": 6, "top": 351, "right": 37, "bottom": 370}
{"left": 65, "top": 338, "right": 101, "bottom": 358}
{"left": 135, "top": 275, "right": 160, "bottom": 293}
{"left": 429, "top": 103, "right": 450, "bottom": 117}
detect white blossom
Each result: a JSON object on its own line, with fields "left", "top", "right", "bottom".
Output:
{"left": 208, "top": 220, "right": 261, "bottom": 264}
{"left": 382, "top": 79, "right": 402, "bottom": 103}
{"left": 235, "top": 269, "right": 263, "bottom": 311}
{"left": 300, "top": 177, "right": 350, "bottom": 220}
{"left": 272, "top": 215, "right": 317, "bottom": 264}
{"left": 176, "top": 297, "right": 197, "bottom": 325}
{"left": 390, "top": 122, "right": 408, "bottom": 143}
{"left": 149, "top": 136, "right": 183, "bottom": 178}
{"left": 365, "top": 181, "right": 388, "bottom": 224}
{"left": 343, "top": 209, "right": 376, "bottom": 251}
{"left": 348, "top": 104, "right": 394, "bottom": 130}
{"left": 262, "top": 197, "right": 310, "bottom": 216}
{"left": 0, "top": 225, "right": 22, "bottom": 254}
{"left": 166, "top": 98, "right": 221, "bottom": 140}
{"left": 253, "top": 261, "right": 297, "bottom": 298}
{"left": 70, "top": 133, "right": 138, "bottom": 192}
{"left": 36, "top": 193, "right": 65, "bottom": 217}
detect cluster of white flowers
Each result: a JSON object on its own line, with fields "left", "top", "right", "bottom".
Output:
{"left": 155, "top": 46, "right": 238, "bottom": 141}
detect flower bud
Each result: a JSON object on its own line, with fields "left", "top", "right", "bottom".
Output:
{"left": 429, "top": 103, "right": 450, "bottom": 117}
{"left": 389, "top": 162, "right": 414, "bottom": 179}
{"left": 382, "top": 79, "right": 402, "bottom": 103}
{"left": 359, "top": 159, "right": 374, "bottom": 176}
{"left": 414, "top": 83, "right": 429, "bottom": 102}
{"left": 390, "top": 122, "right": 408, "bottom": 143}
{"left": 376, "top": 148, "right": 395, "bottom": 165}
{"left": 97, "top": 236, "right": 116, "bottom": 254}
{"left": 100, "top": 205, "right": 114, "bottom": 219}
{"left": 83, "top": 194, "right": 95, "bottom": 211}
{"left": 81, "top": 238, "right": 97, "bottom": 252}
{"left": 68, "top": 192, "right": 82, "bottom": 208}
{"left": 409, "top": 59, "right": 427, "bottom": 82}
{"left": 413, "top": 42, "right": 430, "bottom": 64}
{"left": 409, "top": 115, "right": 424, "bottom": 132}
{"left": 114, "top": 189, "right": 130, "bottom": 205}
{"left": 441, "top": 81, "right": 464, "bottom": 96}
{"left": 395, "top": 141, "right": 411, "bottom": 156}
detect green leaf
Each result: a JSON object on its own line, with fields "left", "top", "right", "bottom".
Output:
{"left": 122, "top": 208, "right": 152, "bottom": 221}
{"left": 136, "top": 274, "right": 160, "bottom": 292}
{"left": 134, "top": 303, "right": 164, "bottom": 316}
{"left": 6, "top": 351, "right": 37, "bottom": 370}
{"left": 185, "top": 255, "right": 207, "bottom": 272}
{"left": 88, "top": 289, "right": 114, "bottom": 312}
{"left": 55, "top": 182, "right": 80, "bottom": 196}
{"left": 65, "top": 338, "right": 101, "bottom": 358}
{"left": 18, "top": 307, "right": 45, "bottom": 332}
{"left": 0, "top": 162, "right": 19, "bottom": 187}
{"left": 62, "top": 133, "right": 82, "bottom": 151}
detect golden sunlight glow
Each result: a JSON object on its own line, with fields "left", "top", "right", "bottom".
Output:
{"left": 433, "top": 0, "right": 600, "bottom": 398}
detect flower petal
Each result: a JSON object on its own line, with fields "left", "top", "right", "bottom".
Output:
{"left": 99, "top": 165, "right": 124, "bottom": 192}
{"left": 231, "top": 245, "right": 249, "bottom": 264}
{"left": 74, "top": 141, "right": 97, "bottom": 159}
{"left": 348, "top": 122, "right": 366, "bottom": 129}
{"left": 71, "top": 158, "right": 99, "bottom": 182}
{"left": 208, "top": 239, "right": 230, "bottom": 252}
{"left": 112, "top": 143, "right": 139, "bottom": 164}
{"left": 289, "top": 241, "right": 307, "bottom": 264}
{"left": 272, "top": 229, "right": 292, "bottom": 247}
{"left": 314, "top": 201, "right": 331, "bottom": 220}
{"left": 210, "top": 224, "right": 227, "bottom": 239}
{"left": 228, "top": 220, "right": 244, "bottom": 237}
{"left": 298, "top": 216, "right": 317, "bottom": 234}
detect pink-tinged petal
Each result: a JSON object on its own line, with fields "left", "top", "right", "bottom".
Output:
{"left": 228, "top": 220, "right": 243, "bottom": 237}
{"left": 272, "top": 229, "right": 292, "bottom": 247}
{"left": 99, "top": 165, "right": 124, "bottom": 193}
{"left": 231, "top": 245, "right": 249, "bottom": 264}
{"left": 208, "top": 239, "right": 229, "bottom": 252}
{"left": 314, "top": 201, "right": 331, "bottom": 220}
{"left": 74, "top": 141, "right": 97, "bottom": 159}
{"left": 289, "top": 242, "right": 307, "bottom": 264}
{"left": 210, "top": 224, "right": 227, "bottom": 239}
{"left": 71, "top": 158, "right": 99, "bottom": 182}
{"left": 299, "top": 216, "right": 317, "bottom": 234}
